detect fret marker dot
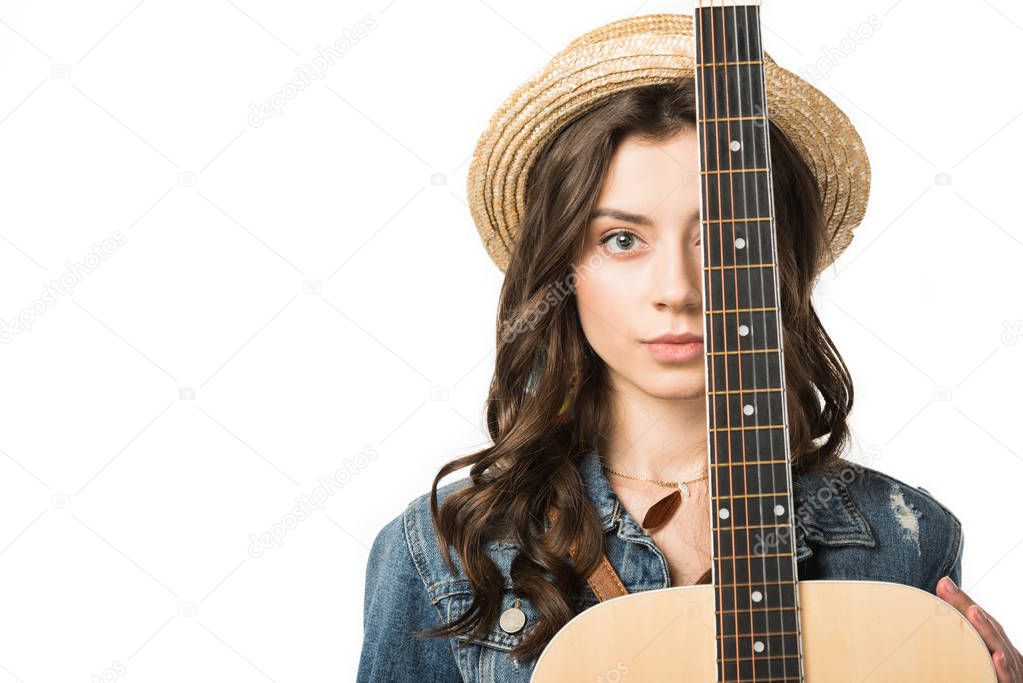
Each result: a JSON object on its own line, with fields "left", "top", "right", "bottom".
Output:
{"left": 730, "top": 140, "right": 741, "bottom": 151}
{"left": 735, "top": 237, "right": 746, "bottom": 249}
{"left": 743, "top": 404, "right": 754, "bottom": 415}
{"left": 738, "top": 324, "right": 749, "bottom": 336}
{"left": 753, "top": 640, "right": 765, "bottom": 653}
{"left": 719, "top": 507, "right": 730, "bottom": 520}
{"left": 774, "top": 504, "right": 785, "bottom": 516}
{"left": 751, "top": 590, "right": 763, "bottom": 602}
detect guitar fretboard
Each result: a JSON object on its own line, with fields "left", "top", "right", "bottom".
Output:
{"left": 694, "top": 2, "right": 805, "bottom": 681}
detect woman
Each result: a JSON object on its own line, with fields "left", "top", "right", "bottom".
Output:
{"left": 357, "top": 14, "right": 1020, "bottom": 683}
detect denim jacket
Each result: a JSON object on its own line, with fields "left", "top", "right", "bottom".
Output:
{"left": 357, "top": 447, "right": 964, "bottom": 682}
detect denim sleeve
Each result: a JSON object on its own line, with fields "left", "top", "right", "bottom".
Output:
{"left": 934, "top": 510, "right": 964, "bottom": 590}
{"left": 356, "top": 508, "right": 463, "bottom": 682}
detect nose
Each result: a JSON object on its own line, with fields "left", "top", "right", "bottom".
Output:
{"left": 651, "top": 240, "right": 702, "bottom": 313}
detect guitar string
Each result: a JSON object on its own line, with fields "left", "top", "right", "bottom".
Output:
{"left": 735, "top": 2, "right": 788, "bottom": 677}
{"left": 712, "top": 3, "right": 797, "bottom": 678}
{"left": 724, "top": 2, "right": 776, "bottom": 676}
{"left": 757, "top": 2, "right": 795, "bottom": 674}
{"left": 749, "top": 1, "right": 806, "bottom": 676}
{"left": 703, "top": 2, "right": 742, "bottom": 677}
{"left": 714, "top": 1, "right": 762, "bottom": 678}
{"left": 695, "top": 5, "right": 725, "bottom": 680}
{"left": 744, "top": 0, "right": 781, "bottom": 674}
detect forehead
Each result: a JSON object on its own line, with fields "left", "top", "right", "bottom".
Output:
{"left": 594, "top": 129, "right": 700, "bottom": 224}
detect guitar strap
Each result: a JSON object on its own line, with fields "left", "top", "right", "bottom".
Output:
{"left": 546, "top": 506, "right": 713, "bottom": 600}
{"left": 546, "top": 506, "right": 629, "bottom": 601}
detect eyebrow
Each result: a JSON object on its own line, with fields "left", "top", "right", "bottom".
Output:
{"left": 590, "top": 207, "right": 700, "bottom": 227}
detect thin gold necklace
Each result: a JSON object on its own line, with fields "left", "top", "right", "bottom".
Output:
{"left": 602, "top": 464, "right": 708, "bottom": 531}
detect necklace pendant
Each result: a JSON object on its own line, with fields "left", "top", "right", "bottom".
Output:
{"left": 642, "top": 489, "right": 681, "bottom": 530}
{"left": 678, "top": 481, "right": 690, "bottom": 498}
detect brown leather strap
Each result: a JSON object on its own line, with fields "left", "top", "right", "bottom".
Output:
{"left": 546, "top": 506, "right": 628, "bottom": 601}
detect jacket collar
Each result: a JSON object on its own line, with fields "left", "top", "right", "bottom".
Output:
{"left": 577, "top": 445, "right": 875, "bottom": 561}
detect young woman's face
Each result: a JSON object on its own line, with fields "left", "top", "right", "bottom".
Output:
{"left": 573, "top": 128, "right": 706, "bottom": 400}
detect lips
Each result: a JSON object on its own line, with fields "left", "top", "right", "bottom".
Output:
{"left": 644, "top": 332, "right": 703, "bottom": 344}
{"left": 642, "top": 337, "right": 704, "bottom": 363}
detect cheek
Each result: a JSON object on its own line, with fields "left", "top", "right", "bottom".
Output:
{"left": 575, "top": 273, "right": 633, "bottom": 351}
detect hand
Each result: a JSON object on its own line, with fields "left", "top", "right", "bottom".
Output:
{"left": 938, "top": 575, "right": 1022, "bottom": 682}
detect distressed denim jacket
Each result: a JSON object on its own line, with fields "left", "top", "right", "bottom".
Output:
{"left": 357, "top": 447, "right": 964, "bottom": 682}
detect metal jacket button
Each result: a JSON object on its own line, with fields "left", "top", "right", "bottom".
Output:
{"left": 499, "top": 599, "right": 527, "bottom": 634}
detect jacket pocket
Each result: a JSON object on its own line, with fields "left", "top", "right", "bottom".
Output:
{"left": 434, "top": 582, "right": 540, "bottom": 682}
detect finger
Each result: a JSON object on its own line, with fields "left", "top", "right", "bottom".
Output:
{"left": 937, "top": 575, "right": 976, "bottom": 615}
{"left": 1005, "top": 649, "right": 1023, "bottom": 683}
{"left": 968, "top": 604, "right": 1010, "bottom": 657}
{"left": 960, "top": 587, "right": 1013, "bottom": 647}
{"left": 993, "top": 650, "right": 1010, "bottom": 683}
{"left": 993, "top": 650, "right": 1022, "bottom": 683}
{"left": 976, "top": 609, "right": 1023, "bottom": 681}
{"left": 935, "top": 578, "right": 1021, "bottom": 681}
{"left": 936, "top": 575, "right": 1003, "bottom": 639}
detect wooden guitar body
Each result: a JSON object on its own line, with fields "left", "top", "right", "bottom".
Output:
{"left": 531, "top": 580, "right": 996, "bottom": 682}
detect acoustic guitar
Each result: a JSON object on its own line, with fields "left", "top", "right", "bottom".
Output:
{"left": 531, "top": 2, "right": 995, "bottom": 681}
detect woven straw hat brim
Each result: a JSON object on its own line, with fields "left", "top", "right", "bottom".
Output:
{"left": 466, "top": 13, "right": 870, "bottom": 275}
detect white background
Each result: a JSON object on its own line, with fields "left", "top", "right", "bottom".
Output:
{"left": 0, "top": 0, "right": 1020, "bottom": 681}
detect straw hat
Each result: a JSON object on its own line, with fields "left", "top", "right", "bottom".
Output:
{"left": 466, "top": 13, "right": 871, "bottom": 275}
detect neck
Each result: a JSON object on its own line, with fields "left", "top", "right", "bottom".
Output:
{"left": 601, "top": 374, "right": 708, "bottom": 484}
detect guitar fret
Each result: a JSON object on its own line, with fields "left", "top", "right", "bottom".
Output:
{"left": 712, "top": 605, "right": 797, "bottom": 617}
{"left": 710, "top": 552, "right": 792, "bottom": 561}
{"left": 713, "top": 521, "right": 789, "bottom": 532}
{"left": 713, "top": 490, "right": 786, "bottom": 499}
{"left": 696, "top": 59, "right": 764, "bottom": 68}
{"left": 717, "top": 578, "right": 797, "bottom": 589}
{"left": 704, "top": 262, "right": 776, "bottom": 270}
{"left": 712, "top": 458, "right": 787, "bottom": 467}
{"left": 719, "top": 630, "right": 800, "bottom": 638}
{"left": 703, "top": 216, "right": 772, "bottom": 223}
{"left": 707, "top": 347, "right": 780, "bottom": 356}
{"left": 720, "top": 654, "right": 802, "bottom": 663}
{"left": 717, "top": 604, "right": 797, "bottom": 614}
{"left": 707, "top": 305, "right": 778, "bottom": 313}
{"left": 699, "top": 115, "right": 767, "bottom": 123}
{"left": 709, "top": 424, "right": 784, "bottom": 432}
{"left": 708, "top": 387, "right": 784, "bottom": 395}
{"left": 701, "top": 166, "right": 769, "bottom": 175}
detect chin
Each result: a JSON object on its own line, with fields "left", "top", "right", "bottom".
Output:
{"left": 634, "top": 372, "right": 706, "bottom": 400}
{"left": 646, "top": 386, "right": 705, "bottom": 401}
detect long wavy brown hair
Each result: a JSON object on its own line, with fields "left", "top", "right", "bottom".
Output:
{"left": 420, "top": 78, "right": 853, "bottom": 664}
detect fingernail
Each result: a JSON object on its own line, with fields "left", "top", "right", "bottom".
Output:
{"left": 943, "top": 576, "right": 958, "bottom": 593}
{"left": 975, "top": 606, "right": 988, "bottom": 624}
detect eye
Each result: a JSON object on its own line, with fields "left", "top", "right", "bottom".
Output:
{"left": 599, "top": 229, "right": 643, "bottom": 255}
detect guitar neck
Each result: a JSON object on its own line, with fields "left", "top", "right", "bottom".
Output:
{"left": 694, "top": 1, "right": 805, "bottom": 680}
